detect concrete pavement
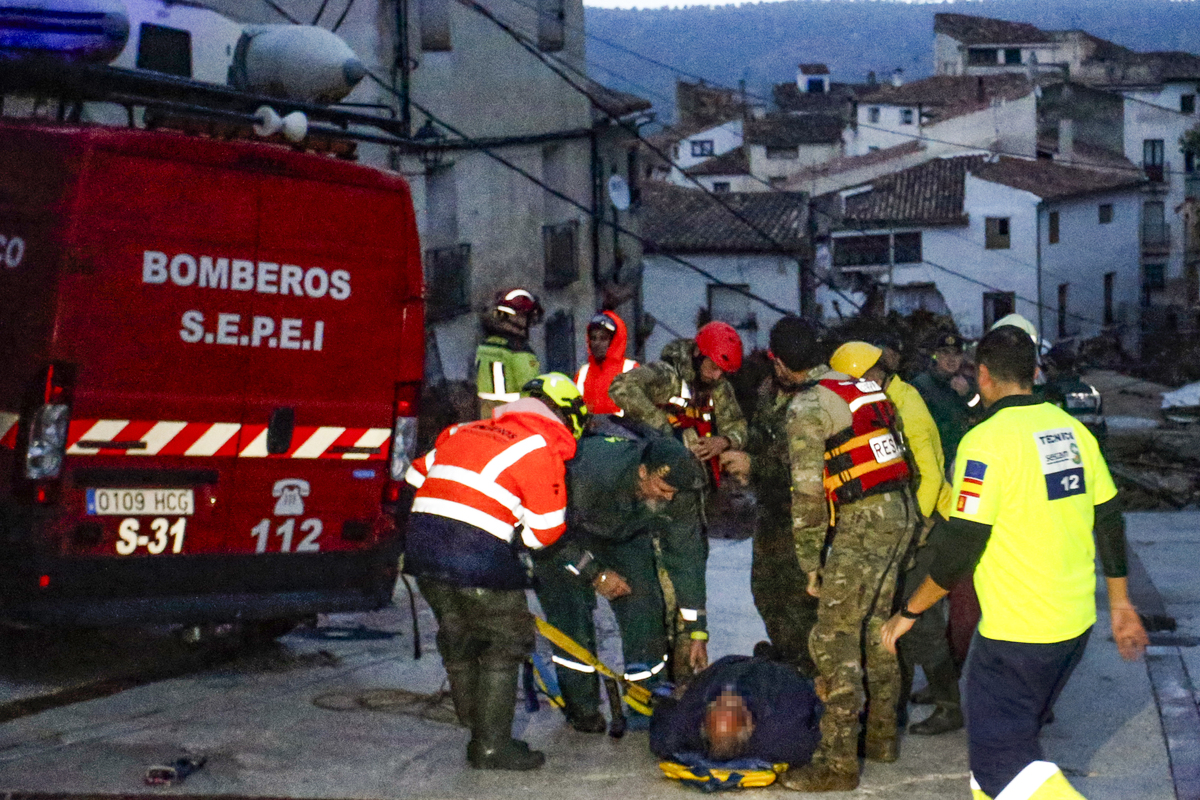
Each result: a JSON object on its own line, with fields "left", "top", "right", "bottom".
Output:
{"left": 0, "top": 513, "right": 1189, "bottom": 798}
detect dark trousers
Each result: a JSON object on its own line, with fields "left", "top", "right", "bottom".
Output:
{"left": 750, "top": 512, "right": 819, "bottom": 677}
{"left": 417, "top": 578, "right": 534, "bottom": 673}
{"left": 965, "top": 628, "right": 1091, "bottom": 797}
{"left": 898, "top": 543, "right": 959, "bottom": 707}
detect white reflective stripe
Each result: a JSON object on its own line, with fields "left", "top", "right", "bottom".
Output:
{"left": 427, "top": 464, "right": 521, "bottom": 511}
{"left": 184, "top": 423, "right": 241, "bottom": 456}
{"left": 970, "top": 774, "right": 982, "bottom": 791}
{"left": 622, "top": 359, "right": 637, "bottom": 372}
{"left": 405, "top": 464, "right": 426, "bottom": 488}
{"left": 680, "top": 381, "right": 691, "bottom": 399}
{"left": 0, "top": 411, "right": 17, "bottom": 440}
{"left": 492, "top": 361, "right": 506, "bottom": 396}
{"left": 969, "top": 393, "right": 981, "bottom": 408}
{"left": 411, "top": 497, "right": 514, "bottom": 542}
{"left": 342, "top": 427, "right": 391, "bottom": 460}
{"left": 565, "top": 563, "right": 580, "bottom": 576}
{"left": 650, "top": 659, "right": 668, "bottom": 675}
{"left": 67, "top": 420, "right": 130, "bottom": 454}
{"left": 292, "top": 426, "right": 346, "bottom": 459}
{"left": 239, "top": 428, "right": 270, "bottom": 457}
{"left": 521, "top": 507, "right": 565, "bottom": 531}
{"left": 520, "top": 524, "right": 547, "bottom": 550}
{"left": 478, "top": 390, "right": 522, "bottom": 402}
{"left": 624, "top": 669, "right": 653, "bottom": 681}
{"left": 130, "top": 421, "right": 188, "bottom": 456}
{"left": 679, "top": 608, "right": 699, "bottom": 622}
{"left": 994, "top": 762, "right": 1061, "bottom": 800}
{"left": 481, "top": 434, "right": 547, "bottom": 481}
{"left": 575, "top": 363, "right": 589, "bottom": 391}
{"left": 848, "top": 392, "right": 889, "bottom": 413}
{"left": 551, "top": 655, "right": 596, "bottom": 673}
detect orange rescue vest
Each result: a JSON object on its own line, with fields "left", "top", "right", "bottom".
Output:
{"left": 821, "top": 379, "right": 911, "bottom": 507}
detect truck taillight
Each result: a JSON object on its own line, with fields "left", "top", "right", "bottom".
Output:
{"left": 24, "top": 363, "right": 75, "bottom": 481}
{"left": 389, "top": 384, "right": 420, "bottom": 482}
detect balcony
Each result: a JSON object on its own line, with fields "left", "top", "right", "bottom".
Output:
{"left": 1143, "top": 161, "right": 1169, "bottom": 185}
{"left": 1142, "top": 222, "right": 1171, "bottom": 254}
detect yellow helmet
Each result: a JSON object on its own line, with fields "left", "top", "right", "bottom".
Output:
{"left": 521, "top": 372, "right": 588, "bottom": 439}
{"left": 830, "top": 341, "right": 883, "bottom": 379}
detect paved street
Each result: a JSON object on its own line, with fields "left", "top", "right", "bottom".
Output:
{"left": 0, "top": 512, "right": 1191, "bottom": 798}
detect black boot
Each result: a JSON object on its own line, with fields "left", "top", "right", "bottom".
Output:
{"left": 565, "top": 707, "right": 607, "bottom": 733}
{"left": 445, "top": 663, "right": 478, "bottom": 728}
{"left": 468, "top": 667, "right": 546, "bottom": 771}
{"left": 909, "top": 704, "right": 964, "bottom": 735}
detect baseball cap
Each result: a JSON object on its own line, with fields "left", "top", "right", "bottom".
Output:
{"left": 932, "top": 332, "right": 964, "bottom": 353}
{"left": 641, "top": 437, "right": 705, "bottom": 491}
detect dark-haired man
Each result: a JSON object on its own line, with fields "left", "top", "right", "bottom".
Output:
{"left": 767, "top": 317, "right": 914, "bottom": 792}
{"left": 882, "top": 326, "right": 1149, "bottom": 800}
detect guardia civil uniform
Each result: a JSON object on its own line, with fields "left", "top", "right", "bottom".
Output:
{"left": 745, "top": 375, "right": 819, "bottom": 676}
{"left": 945, "top": 395, "right": 1116, "bottom": 800}
{"left": 782, "top": 364, "right": 914, "bottom": 787}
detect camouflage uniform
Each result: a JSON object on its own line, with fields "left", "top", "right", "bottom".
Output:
{"left": 609, "top": 338, "right": 747, "bottom": 676}
{"left": 608, "top": 338, "right": 747, "bottom": 451}
{"left": 746, "top": 376, "right": 819, "bottom": 676}
{"left": 787, "top": 364, "right": 914, "bottom": 774}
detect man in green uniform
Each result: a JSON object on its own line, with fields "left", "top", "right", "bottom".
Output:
{"left": 770, "top": 318, "right": 915, "bottom": 793}
{"left": 722, "top": 316, "right": 820, "bottom": 677}
{"left": 882, "top": 326, "right": 1148, "bottom": 800}
{"left": 912, "top": 331, "right": 976, "bottom": 470}
{"left": 475, "top": 288, "right": 543, "bottom": 418}
{"left": 535, "top": 430, "right": 707, "bottom": 730}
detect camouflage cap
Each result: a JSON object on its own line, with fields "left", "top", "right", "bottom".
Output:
{"left": 641, "top": 437, "right": 705, "bottom": 491}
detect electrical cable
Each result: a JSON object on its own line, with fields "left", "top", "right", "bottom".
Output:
{"left": 332, "top": 0, "right": 355, "bottom": 32}
{"left": 312, "top": 0, "right": 332, "bottom": 25}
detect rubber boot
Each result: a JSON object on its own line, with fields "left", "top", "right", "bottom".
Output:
{"left": 863, "top": 723, "right": 900, "bottom": 763}
{"left": 556, "top": 668, "right": 605, "bottom": 733}
{"left": 445, "top": 663, "right": 478, "bottom": 728}
{"left": 467, "top": 667, "right": 545, "bottom": 771}
{"left": 909, "top": 703, "right": 964, "bottom": 735}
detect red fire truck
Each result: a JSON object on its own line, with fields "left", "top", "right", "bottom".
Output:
{"left": 0, "top": 117, "right": 423, "bottom": 634}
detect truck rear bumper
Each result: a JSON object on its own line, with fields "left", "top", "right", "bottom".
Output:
{"left": 0, "top": 545, "right": 402, "bottom": 627}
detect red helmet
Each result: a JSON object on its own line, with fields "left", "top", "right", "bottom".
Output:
{"left": 494, "top": 288, "right": 544, "bottom": 325}
{"left": 696, "top": 321, "right": 743, "bottom": 373}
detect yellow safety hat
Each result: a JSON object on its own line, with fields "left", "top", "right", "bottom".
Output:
{"left": 521, "top": 372, "right": 588, "bottom": 439}
{"left": 830, "top": 341, "right": 883, "bottom": 379}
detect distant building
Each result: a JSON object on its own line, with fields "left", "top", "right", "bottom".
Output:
{"left": 823, "top": 155, "right": 1145, "bottom": 349}
{"left": 773, "top": 62, "right": 867, "bottom": 124}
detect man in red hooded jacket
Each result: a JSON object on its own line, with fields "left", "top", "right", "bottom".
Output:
{"left": 575, "top": 311, "right": 638, "bottom": 416}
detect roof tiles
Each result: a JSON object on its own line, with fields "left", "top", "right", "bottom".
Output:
{"left": 640, "top": 183, "right": 807, "bottom": 253}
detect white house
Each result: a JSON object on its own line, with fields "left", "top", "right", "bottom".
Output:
{"left": 639, "top": 183, "right": 808, "bottom": 356}
{"left": 826, "top": 155, "right": 1145, "bottom": 350}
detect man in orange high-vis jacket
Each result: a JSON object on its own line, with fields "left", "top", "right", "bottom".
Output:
{"left": 575, "top": 311, "right": 637, "bottom": 416}
{"left": 403, "top": 373, "right": 586, "bottom": 772}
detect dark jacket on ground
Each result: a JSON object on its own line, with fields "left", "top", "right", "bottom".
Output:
{"left": 649, "top": 655, "right": 821, "bottom": 766}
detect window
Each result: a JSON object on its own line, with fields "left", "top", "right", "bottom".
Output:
{"left": 1048, "top": 210, "right": 1060, "bottom": 244}
{"left": 768, "top": 176, "right": 787, "bottom": 189}
{"left": 708, "top": 284, "right": 756, "bottom": 346}
{"left": 691, "top": 140, "right": 714, "bottom": 157}
{"left": 1058, "top": 283, "right": 1069, "bottom": 338}
{"left": 424, "top": 244, "right": 471, "bottom": 321}
{"left": 867, "top": 107, "right": 880, "bottom": 124}
{"left": 542, "top": 220, "right": 579, "bottom": 289}
{"left": 765, "top": 146, "right": 799, "bottom": 160}
{"left": 983, "top": 292, "right": 1015, "bottom": 329}
{"left": 544, "top": 311, "right": 575, "bottom": 375}
{"left": 537, "top": 0, "right": 565, "bottom": 52}
{"left": 712, "top": 181, "right": 731, "bottom": 193}
{"left": 1104, "top": 272, "right": 1115, "bottom": 324}
{"left": 893, "top": 231, "right": 922, "bottom": 263}
{"left": 1187, "top": 152, "right": 1197, "bottom": 174}
{"left": 137, "top": 24, "right": 192, "bottom": 78}
{"left": 1004, "top": 48, "right": 1022, "bottom": 65}
{"left": 419, "top": 0, "right": 451, "bottom": 51}
{"left": 1099, "top": 204, "right": 1114, "bottom": 224}
{"left": 899, "top": 108, "right": 914, "bottom": 125}
{"left": 1142, "top": 201, "right": 1168, "bottom": 249}
{"left": 1144, "top": 138, "right": 1165, "bottom": 182}
{"left": 1183, "top": 94, "right": 1196, "bottom": 114}
{"left": 806, "top": 78, "right": 826, "bottom": 93}
{"left": 985, "top": 217, "right": 1011, "bottom": 249}
{"left": 1143, "top": 263, "right": 1166, "bottom": 306}
{"left": 968, "top": 48, "right": 998, "bottom": 66}
{"left": 833, "top": 234, "right": 890, "bottom": 267}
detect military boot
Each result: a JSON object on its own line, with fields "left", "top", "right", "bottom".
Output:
{"left": 909, "top": 703, "right": 964, "bottom": 736}
{"left": 467, "top": 667, "right": 546, "bottom": 771}
{"left": 444, "top": 663, "right": 478, "bottom": 728}
{"left": 777, "top": 763, "right": 859, "bottom": 792}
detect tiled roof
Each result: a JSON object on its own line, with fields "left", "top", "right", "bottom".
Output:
{"left": 684, "top": 147, "right": 749, "bottom": 176}
{"left": 773, "top": 82, "right": 863, "bottom": 116}
{"left": 780, "top": 139, "right": 924, "bottom": 191}
{"left": 858, "top": 74, "right": 1033, "bottom": 110}
{"left": 585, "top": 78, "right": 653, "bottom": 120}
{"left": 830, "top": 156, "right": 984, "bottom": 229}
{"left": 746, "top": 113, "right": 843, "bottom": 147}
{"left": 799, "top": 63, "right": 830, "bottom": 75}
{"left": 970, "top": 156, "right": 1146, "bottom": 200}
{"left": 640, "top": 183, "right": 808, "bottom": 254}
{"left": 1087, "top": 50, "right": 1200, "bottom": 86}
{"left": 1034, "top": 136, "right": 1137, "bottom": 172}
{"left": 934, "top": 12, "right": 1055, "bottom": 45}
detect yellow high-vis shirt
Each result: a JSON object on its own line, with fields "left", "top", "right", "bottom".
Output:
{"left": 886, "top": 376, "right": 945, "bottom": 518}
{"left": 949, "top": 397, "right": 1117, "bottom": 644}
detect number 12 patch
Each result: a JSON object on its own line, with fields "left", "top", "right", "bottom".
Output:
{"left": 1035, "top": 427, "right": 1086, "bottom": 500}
